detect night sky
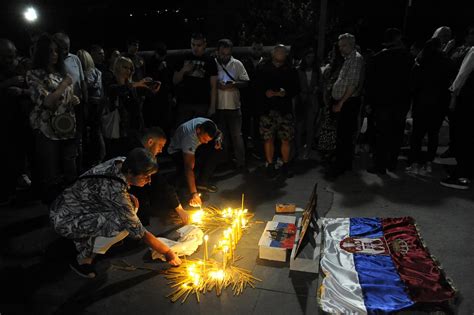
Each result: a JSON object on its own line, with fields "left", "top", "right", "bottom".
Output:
{"left": 1, "top": 0, "right": 472, "bottom": 55}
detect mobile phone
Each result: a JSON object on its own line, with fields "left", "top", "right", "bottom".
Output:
{"left": 145, "top": 81, "right": 161, "bottom": 89}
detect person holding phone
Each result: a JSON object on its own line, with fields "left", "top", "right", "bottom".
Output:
{"left": 215, "top": 39, "right": 250, "bottom": 173}
{"left": 172, "top": 33, "right": 218, "bottom": 125}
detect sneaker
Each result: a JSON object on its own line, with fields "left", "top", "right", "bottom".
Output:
{"left": 196, "top": 184, "right": 218, "bottom": 193}
{"left": 69, "top": 261, "right": 96, "bottom": 279}
{"left": 265, "top": 163, "right": 277, "bottom": 178}
{"left": 440, "top": 148, "right": 453, "bottom": 158}
{"left": 440, "top": 177, "right": 470, "bottom": 190}
{"left": 16, "top": 174, "right": 32, "bottom": 191}
{"left": 423, "top": 162, "right": 433, "bottom": 173}
{"left": 275, "top": 157, "right": 283, "bottom": 169}
{"left": 280, "top": 163, "right": 294, "bottom": 178}
{"left": 405, "top": 163, "right": 420, "bottom": 174}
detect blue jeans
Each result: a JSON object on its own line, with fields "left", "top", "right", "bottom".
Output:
{"left": 217, "top": 109, "right": 246, "bottom": 166}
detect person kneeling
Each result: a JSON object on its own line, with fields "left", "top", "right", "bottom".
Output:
{"left": 50, "top": 148, "right": 181, "bottom": 279}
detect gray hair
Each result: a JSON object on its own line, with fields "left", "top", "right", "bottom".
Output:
{"left": 338, "top": 33, "right": 356, "bottom": 48}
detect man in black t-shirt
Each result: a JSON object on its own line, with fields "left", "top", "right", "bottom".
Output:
{"left": 173, "top": 33, "right": 218, "bottom": 125}
{"left": 255, "top": 45, "right": 299, "bottom": 178}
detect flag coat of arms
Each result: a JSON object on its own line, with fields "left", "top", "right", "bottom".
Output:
{"left": 319, "top": 217, "right": 456, "bottom": 314}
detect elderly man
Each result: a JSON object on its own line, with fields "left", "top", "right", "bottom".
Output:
{"left": 329, "top": 33, "right": 364, "bottom": 177}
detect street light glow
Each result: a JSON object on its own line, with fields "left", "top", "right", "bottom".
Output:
{"left": 24, "top": 7, "right": 38, "bottom": 22}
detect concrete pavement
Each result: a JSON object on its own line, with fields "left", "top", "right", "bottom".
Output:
{"left": 1, "top": 148, "right": 473, "bottom": 315}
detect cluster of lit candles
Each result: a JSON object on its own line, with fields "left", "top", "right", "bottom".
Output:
{"left": 165, "top": 194, "right": 260, "bottom": 303}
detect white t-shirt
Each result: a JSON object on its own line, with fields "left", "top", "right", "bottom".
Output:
{"left": 168, "top": 117, "right": 211, "bottom": 155}
{"left": 216, "top": 57, "right": 250, "bottom": 110}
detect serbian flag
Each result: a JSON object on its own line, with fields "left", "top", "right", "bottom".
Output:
{"left": 319, "top": 217, "right": 456, "bottom": 314}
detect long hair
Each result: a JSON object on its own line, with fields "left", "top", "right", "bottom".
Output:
{"left": 113, "top": 56, "right": 134, "bottom": 82}
{"left": 77, "top": 49, "right": 95, "bottom": 73}
{"left": 31, "top": 33, "right": 66, "bottom": 75}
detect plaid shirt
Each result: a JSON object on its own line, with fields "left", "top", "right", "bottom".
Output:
{"left": 331, "top": 50, "right": 364, "bottom": 100}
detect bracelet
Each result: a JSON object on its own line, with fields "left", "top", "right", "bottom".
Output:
{"left": 191, "top": 191, "right": 198, "bottom": 196}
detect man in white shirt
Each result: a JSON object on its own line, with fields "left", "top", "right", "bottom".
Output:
{"left": 215, "top": 39, "right": 249, "bottom": 171}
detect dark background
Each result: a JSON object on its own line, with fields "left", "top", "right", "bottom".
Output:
{"left": 1, "top": 0, "right": 472, "bottom": 56}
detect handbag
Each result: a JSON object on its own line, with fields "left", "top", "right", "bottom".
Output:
{"left": 51, "top": 112, "right": 76, "bottom": 137}
{"left": 101, "top": 98, "right": 121, "bottom": 139}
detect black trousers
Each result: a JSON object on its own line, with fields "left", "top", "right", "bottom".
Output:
{"left": 171, "top": 141, "right": 222, "bottom": 187}
{"left": 453, "top": 102, "right": 474, "bottom": 179}
{"left": 373, "top": 105, "right": 409, "bottom": 170}
{"left": 409, "top": 111, "right": 445, "bottom": 164}
{"left": 130, "top": 173, "right": 180, "bottom": 225}
{"left": 334, "top": 97, "right": 361, "bottom": 171}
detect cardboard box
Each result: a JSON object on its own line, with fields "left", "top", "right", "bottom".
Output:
{"left": 258, "top": 221, "right": 297, "bottom": 262}
{"left": 276, "top": 203, "right": 296, "bottom": 213}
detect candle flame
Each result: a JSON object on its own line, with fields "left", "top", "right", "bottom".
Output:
{"left": 191, "top": 210, "right": 204, "bottom": 224}
{"left": 209, "top": 269, "right": 225, "bottom": 281}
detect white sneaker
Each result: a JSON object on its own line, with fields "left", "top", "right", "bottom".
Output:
{"left": 405, "top": 163, "right": 420, "bottom": 174}
{"left": 423, "top": 162, "right": 433, "bottom": 173}
{"left": 275, "top": 157, "right": 283, "bottom": 169}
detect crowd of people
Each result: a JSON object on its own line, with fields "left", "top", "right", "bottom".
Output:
{"left": 1, "top": 25, "right": 473, "bottom": 277}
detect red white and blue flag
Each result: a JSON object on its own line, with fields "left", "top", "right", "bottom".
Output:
{"left": 319, "top": 217, "right": 456, "bottom": 314}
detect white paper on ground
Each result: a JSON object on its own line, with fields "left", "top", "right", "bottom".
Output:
{"left": 151, "top": 225, "right": 204, "bottom": 261}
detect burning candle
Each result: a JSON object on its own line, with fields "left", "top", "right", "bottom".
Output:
{"left": 228, "top": 229, "right": 234, "bottom": 263}
{"left": 204, "top": 235, "right": 209, "bottom": 266}
{"left": 223, "top": 246, "right": 228, "bottom": 270}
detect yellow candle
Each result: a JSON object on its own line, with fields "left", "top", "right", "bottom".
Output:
{"left": 223, "top": 246, "right": 228, "bottom": 270}
{"left": 229, "top": 230, "right": 234, "bottom": 263}
{"left": 204, "top": 235, "right": 209, "bottom": 262}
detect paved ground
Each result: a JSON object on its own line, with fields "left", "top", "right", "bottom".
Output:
{"left": 1, "top": 145, "right": 473, "bottom": 315}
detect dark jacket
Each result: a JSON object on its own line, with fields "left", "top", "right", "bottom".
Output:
{"left": 410, "top": 53, "right": 455, "bottom": 116}
{"left": 366, "top": 47, "right": 413, "bottom": 109}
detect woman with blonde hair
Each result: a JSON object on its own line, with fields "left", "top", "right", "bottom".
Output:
{"left": 102, "top": 56, "right": 159, "bottom": 158}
